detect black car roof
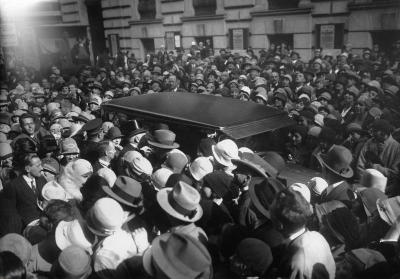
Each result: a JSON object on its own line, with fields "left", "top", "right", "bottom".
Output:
{"left": 102, "top": 92, "right": 294, "bottom": 139}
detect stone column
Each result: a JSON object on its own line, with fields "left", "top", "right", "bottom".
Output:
{"left": 131, "top": 0, "right": 139, "bottom": 20}
{"left": 155, "top": 0, "right": 162, "bottom": 18}
{"left": 184, "top": 0, "right": 195, "bottom": 17}
{"left": 216, "top": 0, "right": 224, "bottom": 14}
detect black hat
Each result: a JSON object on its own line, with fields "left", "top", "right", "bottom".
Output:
{"left": 81, "top": 118, "right": 102, "bottom": 135}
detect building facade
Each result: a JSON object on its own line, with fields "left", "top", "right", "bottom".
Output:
{"left": 100, "top": 0, "right": 400, "bottom": 61}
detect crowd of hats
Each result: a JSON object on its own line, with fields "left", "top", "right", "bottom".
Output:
{"left": 0, "top": 42, "right": 400, "bottom": 278}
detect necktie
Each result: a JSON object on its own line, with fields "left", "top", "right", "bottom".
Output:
{"left": 31, "top": 180, "right": 37, "bottom": 196}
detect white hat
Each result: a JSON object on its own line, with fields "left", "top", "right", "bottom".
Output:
{"left": 72, "top": 159, "right": 93, "bottom": 177}
{"left": 191, "top": 41, "right": 196, "bottom": 46}
{"left": 290, "top": 183, "right": 311, "bottom": 203}
{"left": 86, "top": 198, "right": 125, "bottom": 236}
{"left": 211, "top": 139, "right": 239, "bottom": 167}
{"left": 314, "top": 114, "right": 324, "bottom": 127}
{"left": 124, "top": 151, "right": 153, "bottom": 176}
{"left": 360, "top": 169, "right": 387, "bottom": 193}
{"left": 89, "top": 95, "right": 102, "bottom": 106}
{"left": 189, "top": 157, "right": 213, "bottom": 181}
{"left": 298, "top": 93, "right": 311, "bottom": 102}
{"left": 41, "top": 181, "right": 68, "bottom": 202}
{"left": 307, "top": 177, "right": 328, "bottom": 196}
{"left": 97, "top": 167, "right": 117, "bottom": 188}
{"left": 55, "top": 220, "right": 93, "bottom": 252}
{"left": 151, "top": 168, "right": 173, "bottom": 190}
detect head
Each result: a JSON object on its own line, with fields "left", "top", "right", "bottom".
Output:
{"left": 99, "top": 140, "right": 116, "bottom": 161}
{"left": 20, "top": 114, "right": 36, "bottom": 136}
{"left": 24, "top": 154, "right": 43, "bottom": 178}
{"left": 271, "top": 188, "right": 312, "bottom": 237}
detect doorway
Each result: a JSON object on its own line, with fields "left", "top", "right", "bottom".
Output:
{"left": 86, "top": 0, "right": 106, "bottom": 60}
{"left": 371, "top": 30, "right": 400, "bottom": 55}
{"left": 141, "top": 38, "right": 155, "bottom": 55}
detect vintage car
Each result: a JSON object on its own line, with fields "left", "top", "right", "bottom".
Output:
{"left": 102, "top": 92, "right": 321, "bottom": 184}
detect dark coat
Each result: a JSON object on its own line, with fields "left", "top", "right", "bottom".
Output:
{"left": 3, "top": 175, "right": 46, "bottom": 227}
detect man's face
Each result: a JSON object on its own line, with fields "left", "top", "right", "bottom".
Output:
{"left": 89, "top": 103, "right": 99, "bottom": 112}
{"left": 372, "top": 129, "right": 388, "bottom": 143}
{"left": 106, "top": 143, "right": 117, "bottom": 160}
{"left": 295, "top": 73, "right": 304, "bottom": 84}
{"left": 22, "top": 117, "right": 35, "bottom": 135}
{"left": 272, "top": 72, "right": 280, "bottom": 83}
{"left": 169, "top": 76, "right": 177, "bottom": 88}
{"left": 27, "top": 157, "right": 43, "bottom": 178}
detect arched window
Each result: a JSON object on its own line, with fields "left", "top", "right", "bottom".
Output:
{"left": 268, "top": 0, "right": 299, "bottom": 10}
{"left": 193, "top": 0, "right": 216, "bottom": 16}
{"left": 138, "top": 0, "right": 156, "bottom": 19}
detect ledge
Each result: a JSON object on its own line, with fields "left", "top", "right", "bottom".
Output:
{"left": 251, "top": 7, "right": 312, "bottom": 17}
{"left": 102, "top": 5, "right": 130, "bottom": 10}
{"left": 224, "top": 4, "right": 254, "bottom": 10}
{"left": 181, "top": 14, "right": 225, "bottom": 22}
{"left": 103, "top": 16, "right": 131, "bottom": 20}
{"left": 129, "top": 18, "right": 163, "bottom": 25}
{"left": 161, "top": 0, "right": 183, "bottom": 2}
{"left": 348, "top": 0, "right": 399, "bottom": 10}
{"left": 312, "top": 12, "right": 350, "bottom": 17}
{"left": 163, "top": 22, "right": 183, "bottom": 26}
{"left": 225, "top": 18, "right": 252, "bottom": 22}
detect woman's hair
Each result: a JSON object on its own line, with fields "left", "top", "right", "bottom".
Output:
{"left": 0, "top": 251, "right": 27, "bottom": 279}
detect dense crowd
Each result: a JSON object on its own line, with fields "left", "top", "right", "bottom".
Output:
{"left": 0, "top": 40, "right": 400, "bottom": 279}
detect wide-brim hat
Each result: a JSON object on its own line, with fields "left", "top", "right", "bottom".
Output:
{"left": 148, "top": 129, "right": 180, "bottom": 149}
{"left": 55, "top": 220, "right": 93, "bottom": 251}
{"left": 249, "top": 177, "right": 285, "bottom": 219}
{"left": 156, "top": 181, "right": 203, "bottom": 222}
{"left": 320, "top": 145, "right": 354, "bottom": 178}
{"left": 142, "top": 232, "right": 212, "bottom": 279}
{"left": 211, "top": 139, "right": 239, "bottom": 167}
{"left": 102, "top": 176, "right": 143, "bottom": 208}
{"left": 105, "top": 127, "right": 124, "bottom": 140}
{"left": 232, "top": 158, "right": 269, "bottom": 179}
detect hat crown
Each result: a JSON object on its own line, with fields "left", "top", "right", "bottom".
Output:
{"left": 153, "top": 129, "right": 177, "bottom": 145}
{"left": 326, "top": 145, "right": 353, "bottom": 174}
{"left": 172, "top": 181, "right": 200, "bottom": 212}
{"left": 131, "top": 154, "right": 153, "bottom": 175}
{"left": 114, "top": 176, "right": 142, "bottom": 197}
{"left": 88, "top": 198, "right": 125, "bottom": 234}
{"left": 189, "top": 157, "right": 213, "bottom": 181}
{"left": 215, "top": 139, "right": 239, "bottom": 161}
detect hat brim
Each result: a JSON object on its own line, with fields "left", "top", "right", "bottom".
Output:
{"left": 102, "top": 185, "right": 141, "bottom": 208}
{"left": 211, "top": 145, "right": 234, "bottom": 167}
{"left": 156, "top": 188, "right": 203, "bottom": 222}
{"left": 320, "top": 154, "right": 354, "bottom": 179}
{"left": 142, "top": 247, "right": 154, "bottom": 276}
{"left": 55, "top": 221, "right": 73, "bottom": 250}
{"left": 231, "top": 158, "right": 269, "bottom": 179}
{"left": 248, "top": 177, "right": 272, "bottom": 219}
{"left": 147, "top": 140, "right": 179, "bottom": 149}
{"left": 72, "top": 116, "right": 89, "bottom": 123}
{"left": 376, "top": 198, "right": 393, "bottom": 226}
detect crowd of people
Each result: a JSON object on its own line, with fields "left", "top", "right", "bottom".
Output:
{"left": 0, "top": 40, "right": 400, "bottom": 279}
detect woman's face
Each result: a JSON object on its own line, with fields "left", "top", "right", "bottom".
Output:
{"left": 289, "top": 132, "right": 303, "bottom": 146}
{"left": 113, "top": 138, "right": 121, "bottom": 146}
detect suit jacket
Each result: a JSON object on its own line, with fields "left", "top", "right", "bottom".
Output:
{"left": 4, "top": 176, "right": 46, "bottom": 227}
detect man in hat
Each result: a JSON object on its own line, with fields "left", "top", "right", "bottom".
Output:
{"left": 156, "top": 181, "right": 207, "bottom": 243}
{"left": 247, "top": 65, "right": 261, "bottom": 89}
{"left": 319, "top": 145, "right": 357, "bottom": 204}
{"left": 357, "top": 119, "right": 400, "bottom": 196}
{"left": 12, "top": 113, "right": 48, "bottom": 151}
{"left": 80, "top": 119, "right": 104, "bottom": 165}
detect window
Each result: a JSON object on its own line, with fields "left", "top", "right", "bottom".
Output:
{"left": 268, "top": 0, "right": 299, "bottom": 10}
{"left": 165, "top": 32, "right": 182, "bottom": 50}
{"left": 316, "top": 24, "right": 344, "bottom": 49}
{"left": 138, "top": 0, "right": 156, "bottom": 20}
{"left": 229, "top": 29, "right": 249, "bottom": 50}
{"left": 193, "top": 0, "right": 216, "bottom": 16}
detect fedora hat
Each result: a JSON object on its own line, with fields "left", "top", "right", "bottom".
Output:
{"left": 211, "top": 139, "right": 239, "bottom": 167}
{"left": 189, "top": 157, "right": 213, "bottom": 181}
{"left": 105, "top": 126, "right": 124, "bottom": 140}
{"left": 157, "top": 181, "right": 203, "bottom": 222}
{"left": 320, "top": 145, "right": 353, "bottom": 178}
{"left": 124, "top": 151, "right": 153, "bottom": 176}
{"left": 86, "top": 198, "right": 125, "bottom": 236}
{"left": 163, "top": 149, "right": 189, "bottom": 174}
{"left": 249, "top": 177, "right": 285, "bottom": 219}
{"left": 102, "top": 176, "right": 143, "bottom": 208}
{"left": 55, "top": 220, "right": 93, "bottom": 252}
{"left": 142, "top": 233, "right": 212, "bottom": 279}
{"left": 148, "top": 129, "right": 180, "bottom": 149}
